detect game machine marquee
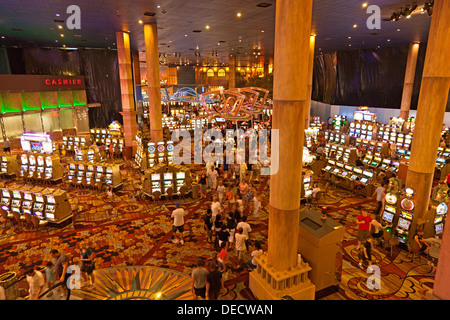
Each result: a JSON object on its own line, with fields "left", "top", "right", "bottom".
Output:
{"left": 157, "top": 142, "right": 166, "bottom": 164}
{"left": 395, "top": 187, "right": 415, "bottom": 244}
{"left": 148, "top": 142, "right": 156, "bottom": 168}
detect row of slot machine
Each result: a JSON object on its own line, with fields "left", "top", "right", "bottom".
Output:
{"left": 323, "top": 144, "right": 357, "bottom": 164}
{"left": 135, "top": 137, "right": 175, "bottom": 171}
{"left": 75, "top": 148, "right": 102, "bottom": 163}
{"left": 323, "top": 131, "right": 347, "bottom": 145}
{"left": 381, "top": 187, "right": 417, "bottom": 244}
{"left": 379, "top": 129, "right": 413, "bottom": 151}
{"left": 436, "top": 147, "right": 450, "bottom": 171}
{"left": 0, "top": 185, "right": 71, "bottom": 224}
{"left": 322, "top": 159, "right": 375, "bottom": 187}
{"left": 305, "top": 127, "right": 320, "bottom": 148}
{"left": 333, "top": 115, "right": 347, "bottom": 132}
{"left": 349, "top": 122, "right": 375, "bottom": 140}
{"left": 61, "top": 136, "right": 90, "bottom": 151}
{"left": 144, "top": 164, "right": 191, "bottom": 195}
{"left": 19, "top": 153, "right": 63, "bottom": 182}
{"left": 67, "top": 162, "right": 122, "bottom": 189}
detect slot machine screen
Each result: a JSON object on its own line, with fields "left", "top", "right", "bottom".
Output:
{"left": 164, "top": 173, "right": 173, "bottom": 180}
{"left": 434, "top": 216, "right": 443, "bottom": 224}
{"left": 332, "top": 168, "right": 340, "bottom": 174}
{"left": 151, "top": 174, "right": 161, "bottom": 181}
{"left": 12, "top": 191, "right": 21, "bottom": 199}
{"left": 436, "top": 203, "right": 448, "bottom": 215}
{"left": 353, "top": 168, "right": 362, "bottom": 175}
{"left": 324, "top": 165, "right": 332, "bottom": 171}
{"left": 363, "top": 170, "right": 373, "bottom": 178}
{"left": 78, "top": 164, "right": 85, "bottom": 171}
{"left": 34, "top": 211, "right": 43, "bottom": 218}
{"left": 328, "top": 160, "right": 335, "bottom": 166}
{"left": 24, "top": 193, "right": 32, "bottom": 201}
{"left": 350, "top": 174, "right": 358, "bottom": 180}
{"left": 360, "top": 177, "right": 368, "bottom": 184}
{"left": 436, "top": 158, "right": 445, "bottom": 164}
{"left": 341, "top": 171, "right": 349, "bottom": 177}
{"left": 88, "top": 165, "right": 94, "bottom": 172}
{"left": 382, "top": 211, "right": 394, "bottom": 223}
{"left": 397, "top": 218, "right": 411, "bottom": 230}
{"left": 30, "top": 141, "right": 43, "bottom": 151}
{"left": 69, "top": 163, "right": 76, "bottom": 170}
{"left": 47, "top": 196, "right": 55, "bottom": 204}
{"left": 345, "top": 165, "right": 353, "bottom": 171}
{"left": 442, "top": 152, "right": 450, "bottom": 157}
{"left": 2, "top": 190, "right": 9, "bottom": 197}
{"left": 35, "top": 195, "right": 43, "bottom": 203}
{"left": 46, "top": 213, "right": 55, "bottom": 220}
{"left": 96, "top": 166, "right": 104, "bottom": 173}
{"left": 370, "top": 161, "right": 378, "bottom": 166}
{"left": 176, "top": 172, "right": 185, "bottom": 179}
{"left": 106, "top": 167, "right": 113, "bottom": 174}
{"left": 435, "top": 223, "right": 444, "bottom": 234}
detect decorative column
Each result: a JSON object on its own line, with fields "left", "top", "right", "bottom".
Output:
{"left": 229, "top": 55, "right": 236, "bottom": 89}
{"left": 404, "top": 0, "right": 450, "bottom": 245}
{"left": 249, "top": 0, "right": 315, "bottom": 300}
{"left": 116, "top": 31, "right": 137, "bottom": 157}
{"left": 144, "top": 23, "right": 163, "bottom": 142}
{"left": 412, "top": 0, "right": 450, "bottom": 301}
{"left": 399, "top": 42, "right": 420, "bottom": 120}
{"left": 305, "top": 34, "right": 315, "bottom": 128}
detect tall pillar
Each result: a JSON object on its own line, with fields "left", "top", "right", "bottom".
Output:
{"left": 305, "top": 34, "right": 315, "bottom": 128}
{"left": 399, "top": 43, "right": 420, "bottom": 120}
{"left": 144, "top": 23, "right": 163, "bottom": 142}
{"left": 116, "top": 31, "right": 137, "bottom": 157}
{"left": 249, "top": 0, "right": 315, "bottom": 300}
{"left": 404, "top": 0, "right": 450, "bottom": 245}
{"left": 229, "top": 55, "right": 236, "bottom": 89}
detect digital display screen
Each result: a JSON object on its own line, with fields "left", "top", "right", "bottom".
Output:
{"left": 341, "top": 171, "right": 349, "bottom": 177}
{"left": 151, "top": 174, "right": 161, "bottom": 181}
{"left": 382, "top": 211, "right": 394, "bottom": 223}
{"left": 436, "top": 223, "right": 443, "bottom": 234}
{"left": 360, "top": 178, "right": 368, "bottom": 184}
{"left": 2, "top": 190, "right": 9, "bottom": 197}
{"left": 47, "top": 196, "right": 55, "bottom": 204}
{"left": 176, "top": 172, "right": 185, "bottom": 179}
{"left": 164, "top": 173, "right": 173, "bottom": 180}
{"left": 30, "top": 141, "right": 43, "bottom": 151}
{"left": 398, "top": 218, "right": 411, "bottom": 230}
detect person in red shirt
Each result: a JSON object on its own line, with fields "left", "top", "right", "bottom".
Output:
{"left": 356, "top": 210, "right": 372, "bottom": 250}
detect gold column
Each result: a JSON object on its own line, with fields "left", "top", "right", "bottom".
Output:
{"left": 229, "top": 55, "right": 236, "bottom": 89}
{"left": 249, "top": 0, "right": 315, "bottom": 300}
{"left": 405, "top": 0, "right": 450, "bottom": 246}
{"left": 399, "top": 43, "right": 420, "bottom": 120}
{"left": 305, "top": 34, "right": 315, "bottom": 128}
{"left": 116, "top": 31, "right": 137, "bottom": 157}
{"left": 144, "top": 23, "right": 163, "bottom": 142}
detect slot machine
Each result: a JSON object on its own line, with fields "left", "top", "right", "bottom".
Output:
{"left": 105, "top": 137, "right": 112, "bottom": 149}
{"left": 321, "top": 161, "right": 333, "bottom": 173}
{"left": 21, "top": 192, "right": 35, "bottom": 215}
{"left": 80, "top": 137, "right": 87, "bottom": 148}
{"left": 105, "top": 166, "right": 113, "bottom": 186}
{"left": 35, "top": 155, "right": 45, "bottom": 180}
{"left": 390, "top": 161, "right": 399, "bottom": 173}
{"left": 95, "top": 164, "right": 105, "bottom": 185}
{"left": 382, "top": 193, "right": 398, "bottom": 232}
{"left": 74, "top": 137, "right": 80, "bottom": 149}
{"left": 343, "top": 164, "right": 353, "bottom": 180}
{"left": 75, "top": 149, "right": 86, "bottom": 162}
{"left": 19, "top": 154, "right": 28, "bottom": 177}
{"left": 118, "top": 139, "right": 124, "bottom": 153}
{"left": 381, "top": 159, "right": 391, "bottom": 170}
{"left": 67, "top": 162, "right": 77, "bottom": 183}
{"left": 349, "top": 122, "right": 356, "bottom": 136}
{"left": 434, "top": 202, "right": 447, "bottom": 236}
{"left": 324, "top": 131, "right": 329, "bottom": 141}
{"left": 68, "top": 136, "right": 74, "bottom": 150}
{"left": 166, "top": 141, "right": 174, "bottom": 163}
{"left": 175, "top": 172, "right": 186, "bottom": 192}
{"left": 11, "top": 189, "right": 22, "bottom": 214}
{"left": 87, "top": 149, "right": 95, "bottom": 163}
{"left": 355, "top": 138, "right": 361, "bottom": 148}
{"left": 95, "top": 129, "right": 101, "bottom": 143}
{"left": 151, "top": 173, "right": 162, "bottom": 193}
{"left": 90, "top": 129, "right": 95, "bottom": 143}
{"left": 28, "top": 154, "right": 37, "bottom": 178}
{"left": 371, "top": 155, "right": 382, "bottom": 168}
{"left": 360, "top": 170, "right": 374, "bottom": 186}
{"left": 360, "top": 124, "right": 367, "bottom": 140}
{"left": 0, "top": 189, "right": 12, "bottom": 212}
{"left": 336, "top": 147, "right": 344, "bottom": 160}
{"left": 324, "top": 144, "right": 331, "bottom": 156}
{"left": 390, "top": 131, "right": 397, "bottom": 143}
{"left": 395, "top": 187, "right": 415, "bottom": 244}
{"left": 62, "top": 136, "right": 68, "bottom": 150}
{"left": 86, "top": 164, "right": 95, "bottom": 186}
{"left": 349, "top": 166, "right": 360, "bottom": 182}
{"left": 44, "top": 190, "right": 71, "bottom": 223}
{"left": 148, "top": 142, "right": 156, "bottom": 168}
{"left": 163, "top": 172, "right": 174, "bottom": 193}
{"left": 32, "top": 192, "right": 46, "bottom": 219}
{"left": 362, "top": 154, "right": 372, "bottom": 165}
{"left": 76, "top": 163, "right": 86, "bottom": 187}
{"left": 157, "top": 142, "right": 166, "bottom": 164}
{"left": 355, "top": 123, "right": 361, "bottom": 137}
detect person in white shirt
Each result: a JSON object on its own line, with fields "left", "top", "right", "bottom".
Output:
{"left": 207, "top": 167, "right": 219, "bottom": 190}
{"left": 236, "top": 216, "right": 252, "bottom": 251}
{"left": 236, "top": 194, "right": 244, "bottom": 217}
{"left": 217, "top": 181, "right": 226, "bottom": 203}
{"left": 234, "top": 228, "right": 248, "bottom": 268}
{"left": 210, "top": 196, "right": 222, "bottom": 223}
{"left": 253, "top": 195, "right": 261, "bottom": 218}
{"left": 171, "top": 202, "right": 187, "bottom": 245}
{"left": 26, "top": 267, "right": 45, "bottom": 300}
{"left": 371, "top": 183, "right": 386, "bottom": 215}
{"left": 247, "top": 242, "right": 263, "bottom": 270}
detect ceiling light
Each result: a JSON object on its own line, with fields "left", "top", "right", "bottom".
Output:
{"left": 387, "top": 39, "right": 391, "bottom": 42}
{"left": 55, "top": 13, "right": 60, "bottom": 17}
{"left": 58, "top": 25, "right": 63, "bottom": 29}
{"left": 205, "top": 25, "right": 210, "bottom": 29}
{"left": 139, "top": 20, "right": 143, "bottom": 24}
{"left": 60, "top": 34, "right": 64, "bottom": 37}
{"left": 353, "top": 24, "right": 357, "bottom": 28}
{"left": 362, "top": 2, "right": 368, "bottom": 8}
{"left": 348, "top": 36, "right": 351, "bottom": 39}
{"left": 237, "top": 12, "right": 242, "bottom": 17}
{"left": 157, "top": 5, "right": 161, "bottom": 8}
{"left": 397, "top": 28, "right": 401, "bottom": 31}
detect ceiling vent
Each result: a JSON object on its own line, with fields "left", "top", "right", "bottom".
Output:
{"left": 144, "top": 12, "right": 155, "bottom": 16}
{"left": 256, "top": 3, "right": 272, "bottom": 8}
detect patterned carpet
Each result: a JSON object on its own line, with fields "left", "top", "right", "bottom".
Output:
{"left": 0, "top": 157, "right": 436, "bottom": 300}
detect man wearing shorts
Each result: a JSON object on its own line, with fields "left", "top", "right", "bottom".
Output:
{"left": 191, "top": 258, "right": 208, "bottom": 300}
{"left": 171, "top": 202, "right": 187, "bottom": 245}
{"left": 356, "top": 210, "right": 372, "bottom": 250}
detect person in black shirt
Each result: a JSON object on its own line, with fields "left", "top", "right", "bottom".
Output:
{"left": 359, "top": 237, "right": 374, "bottom": 268}
{"left": 206, "top": 261, "right": 223, "bottom": 300}
{"left": 203, "top": 209, "right": 213, "bottom": 243}
{"left": 217, "top": 224, "right": 230, "bottom": 250}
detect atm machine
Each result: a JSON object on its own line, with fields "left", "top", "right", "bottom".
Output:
{"left": 44, "top": 189, "right": 71, "bottom": 224}
{"left": 0, "top": 189, "right": 12, "bottom": 212}
{"left": 21, "top": 191, "right": 35, "bottom": 216}
{"left": 163, "top": 172, "right": 174, "bottom": 194}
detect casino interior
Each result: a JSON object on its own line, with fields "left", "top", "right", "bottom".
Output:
{"left": 0, "top": 0, "right": 449, "bottom": 301}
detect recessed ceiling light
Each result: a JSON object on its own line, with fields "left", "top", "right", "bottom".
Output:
{"left": 1, "top": 36, "right": 5, "bottom": 39}
{"left": 139, "top": 20, "right": 143, "bottom": 24}
{"left": 58, "top": 25, "right": 63, "bottom": 29}
{"left": 185, "top": 34, "right": 187, "bottom": 37}
{"left": 60, "top": 34, "right": 64, "bottom": 37}
{"left": 397, "top": 29, "right": 401, "bottom": 31}
{"left": 348, "top": 36, "right": 351, "bottom": 39}
{"left": 353, "top": 24, "right": 358, "bottom": 28}
{"left": 387, "top": 39, "right": 391, "bottom": 42}
{"left": 261, "top": 30, "right": 265, "bottom": 32}
{"left": 157, "top": 5, "right": 161, "bottom": 8}
{"left": 362, "top": 3, "right": 368, "bottom": 8}
{"left": 55, "top": 14, "right": 60, "bottom": 16}
{"left": 349, "top": 44, "right": 352, "bottom": 46}
{"left": 237, "top": 12, "right": 242, "bottom": 17}
{"left": 205, "top": 25, "right": 210, "bottom": 29}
